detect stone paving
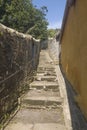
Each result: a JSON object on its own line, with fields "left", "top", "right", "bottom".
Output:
{"left": 4, "top": 50, "right": 67, "bottom": 130}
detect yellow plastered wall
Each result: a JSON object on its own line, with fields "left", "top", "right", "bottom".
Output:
{"left": 61, "top": 0, "right": 87, "bottom": 119}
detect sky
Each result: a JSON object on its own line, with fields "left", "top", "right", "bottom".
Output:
{"left": 33, "top": 0, "right": 66, "bottom": 29}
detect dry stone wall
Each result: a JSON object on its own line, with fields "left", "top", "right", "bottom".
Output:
{"left": 0, "top": 24, "right": 40, "bottom": 123}
{"left": 41, "top": 40, "right": 48, "bottom": 49}
{"left": 48, "top": 37, "right": 60, "bottom": 64}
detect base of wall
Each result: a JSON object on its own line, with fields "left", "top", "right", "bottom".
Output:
{"left": 60, "top": 65, "right": 87, "bottom": 130}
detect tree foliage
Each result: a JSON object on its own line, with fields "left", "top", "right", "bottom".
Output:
{"left": 0, "top": 0, "right": 48, "bottom": 40}
{"left": 47, "top": 29, "right": 59, "bottom": 38}
{"left": 47, "top": 29, "right": 56, "bottom": 38}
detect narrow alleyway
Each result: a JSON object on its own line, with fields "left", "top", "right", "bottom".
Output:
{"left": 4, "top": 50, "right": 67, "bottom": 130}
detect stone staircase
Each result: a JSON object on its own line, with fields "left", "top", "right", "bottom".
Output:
{"left": 22, "top": 67, "right": 63, "bottom": 109}
{"left": 4, "top": 50, "right": 66, "bottom": 130}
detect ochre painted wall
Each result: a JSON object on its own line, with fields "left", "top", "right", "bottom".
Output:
{"left": 61, "top": 0, "right": 87, "bottom": 119}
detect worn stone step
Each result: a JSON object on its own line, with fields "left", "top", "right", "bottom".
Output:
{"left": 37, "top": 70, "right": 55, "bottom": 74}
{"left": 29, "top": 81, "right": 59, "bottom": 90}
{"left": 44, "top": 72, "right": 56, "bottom": 76}
{"left": 22, "top": 105, "right": 62, "bottom": 109}
{"left": 22, "top": 96, "right": 63, "bottom": 106}
{"left": 5, "top": 107, "right": 65, "bottom": 130}
{"left": 5, "top": 123, "right": 66, "bottom": 130}
{"left": 38, "top": 67, "right": 54, "bottom": 70}
{"left": 23, "top": 89, "right": 60, "bottom": 97}
{"left": 38, "top": 67, "right": 55, "bottom": 70}
{"left": 36, "top": 72, "right": 56, "bottom": 76}
{"left": 10, "top": 108, "right": 64, "bottom": 124}
{"left": 32, "top": 123, "right": 66, "bottom": 130}
{"left": 37, "top": 67, "right": 55, "bottom": 71}
{"left": 38, "top": 65, "right": 54, "bottom": 69}
{"left": 34, "top": 76, "right": 56, "bottom": 81}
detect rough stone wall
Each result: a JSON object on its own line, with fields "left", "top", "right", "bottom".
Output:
{"left": 48, "top": 38, "right": 60, "bottom": 64}
{"left": 0, "top": 24, "right": 40, "bottom": 123}
{"left": 41, "top": 40, "right": 48, "bottom": 49}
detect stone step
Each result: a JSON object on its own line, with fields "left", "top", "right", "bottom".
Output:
{"left": 36, "top": 72, "right": 56, "bottom": 76}
{"left": 22, "top": 105, "right": 62, "bottom": 109}
{"left": 5, "top": 108, "right": 65, "bottom": 130}
{"left": 37, "top": 68, "right": 55, "bottom": 72}
{"left": 38, "top": 67, "right": 55, "bottom": 70}
{"left": 23, "top": 89, "right": 60, "bottom": 98}
{"left": 5, "top": 123, "right": 66, "bottom": 130}
{"left": 37, "top": 70, "right": 55, "bottom": 74}
{"left": 37, "top": 67, "right": 55, "bottom": 70}
{"left": 22, "top": 96, "right": 63, "bottom": 106}
{"left": 32, "top": 123, "right": 66, "bottom": 130}
{"left": 44, "top": 72, "right": 56, "bottom": 76}
{"left": 34, "top": 76, "right": 56, "bottom": 81}
{"left": 29, "top": 81, "right": 59, "bottom": 90}
{"left": 38, "top": 65, "right": 54, "bottom": 68}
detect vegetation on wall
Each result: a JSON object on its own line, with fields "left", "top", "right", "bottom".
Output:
{"left": 0, "top": 0, "right": 48, "bottom": 40}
